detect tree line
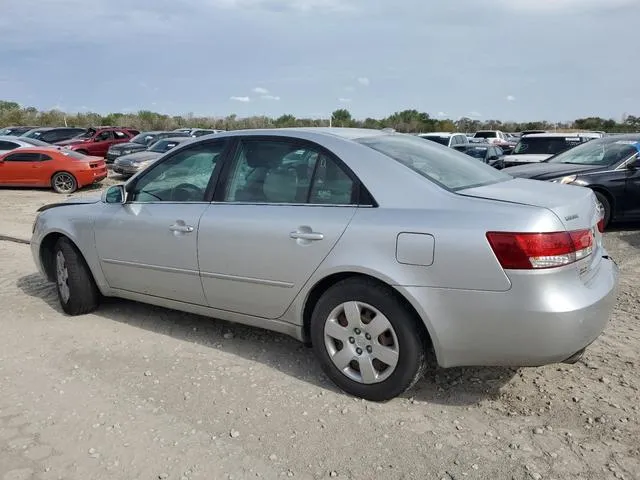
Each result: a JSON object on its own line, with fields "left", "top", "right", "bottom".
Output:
{"left": 1, "top": 100, "right": 639, "bottom": 134}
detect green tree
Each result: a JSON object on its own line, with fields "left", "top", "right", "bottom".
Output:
{"left": 331, "top": 109, "right": 352, "bottom": 127}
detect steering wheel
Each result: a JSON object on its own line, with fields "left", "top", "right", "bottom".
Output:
{"left": 171, "top": 183, "right": 204, "bottom": 201}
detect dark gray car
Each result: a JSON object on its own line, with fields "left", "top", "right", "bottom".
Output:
{"left": 112, "top": 137, "right": 188, "bottom": 176}
{"left": 106, "top": 131, "right": 191, "bottom": 163}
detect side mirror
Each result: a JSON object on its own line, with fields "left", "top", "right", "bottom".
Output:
{"left": 102, "top": 184, "right": 125, "bottom": 204}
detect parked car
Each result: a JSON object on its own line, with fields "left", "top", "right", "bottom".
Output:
{"left": 30, "top": 127, "right": 618, "bottom": 401}
{"left": 417, "top": 132, "right": 469, "bottom": 148}
{"left": 112, "top": 137, "right": 189, "bottom": 177}
{"left": 106, "top": 131, "right": 191, "bottom": 163}
{"left": 22, "top": 127, "right": 87, "bottom": 144}
{"left": 0, "top": 147, "right": 106, "bottom": 194}
{"left": 174, "top": 128, "right": 225, "bottom": 137}
{"left": 0, "top": 136, "right": 52, "bottom": 154}
{"left": 502, "top": 133, "right": 598, "bottom": 167}
{"left": 0, "top": 126, "right": 39, "bottom": 136}
{"left": 504, "top": 134, "right": 640, "bottom": 228}
{"left": 473, "top": 130, "right": 508, "bottom": 145}
{"left": 56, "top": 127, "right": 139, "bottom": 158}
{"left": 453, "top": 144, "right": 505, "bottom": 169}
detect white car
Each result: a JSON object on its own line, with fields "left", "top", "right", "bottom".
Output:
{"left": 503, "top": 133, "right": 600, "bottom": 167}
{"left": 417, "top": 132, "right": 469, "bottom": 148}
{"left": 0, "top": 135, "right": 52, "bottom": 155}
{"left": 472, "top": 130, "right": 509, "bottom": 145}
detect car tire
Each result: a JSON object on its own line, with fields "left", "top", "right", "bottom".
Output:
{"left": 51, "top": 172, "right": 78, "bottom": 194}
{"left": 53, "top": 237, "right": 100, "bottom": 315}
{"left": 310, "top": 278, "right": 428, "bottom": 401}
{"left": 594, "top": 191, "right": 611, "bottom": 229}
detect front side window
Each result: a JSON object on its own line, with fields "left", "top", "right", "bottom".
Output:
{"left": 223, "top": 138, "right": 356, "bottom": 205}
{"left": 130, "top": 140, "right": 228, "bottom": 202}
{"left": 95, "top": 130, "right": 114, "bottom": 142}
{"left": 356, "top": 134, "right": 511, "bottom": 191}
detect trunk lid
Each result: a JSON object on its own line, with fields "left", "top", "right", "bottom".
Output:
{"left": 459, "top": 178, "right": 599, "bottom": 230}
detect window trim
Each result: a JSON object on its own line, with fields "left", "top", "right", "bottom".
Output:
{"left": 212, "top": 135, "right": 377, "bottom": 207}
{"left": 124, "top": 136, "right": 234, "bottom": 204}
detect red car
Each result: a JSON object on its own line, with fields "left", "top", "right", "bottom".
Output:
{"left": 0, "top": 147, "right": 107, "bottom": 194}
{"left": 56, "top": 127, "right": 139, "bottom": 158}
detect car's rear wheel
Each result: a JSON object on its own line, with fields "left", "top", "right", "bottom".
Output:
{"left": 594, "top": 191, "right": 611, "bottom": 229}
{"left": 51, "top": 172, "right": 78, "bottom": 194}
{"left": 310, "top": 278, "right": 428, "bottom": 401}
{"left": 54, "top": 237, "right": 100, "bottom": 315}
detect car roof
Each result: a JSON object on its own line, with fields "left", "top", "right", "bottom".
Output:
{"left": 522, "top": 132, "right": 600, "bottom": 139}
{"left": 418, "top": 132, "right": 462, "bottom": 137}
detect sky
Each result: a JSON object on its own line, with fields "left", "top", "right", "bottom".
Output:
{"left": 0, "top": 0, "right": 638, "bottom": 122}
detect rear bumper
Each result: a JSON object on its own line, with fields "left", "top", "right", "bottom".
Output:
{"left": 401, "top": 255, "right": 619, "bottom": 368}
{"left": 77, "top": 168, "right": 107, "bottom": 187}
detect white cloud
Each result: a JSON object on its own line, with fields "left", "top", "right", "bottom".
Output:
{"left": 338, "top": 97, "right": 352, "bottom": 103}
{"left": 506, "top": 95, "right": 516, "bottom": 102}
{"left": 467, "top": 111, "right": 482, "bottom": 118}
{"left": 252, "top": 87, "right": 269, "bottom": 94}
{"left": 357, "top": 77, "right": 370, "bottom": 86}
{"left": 230, "top": 96, "right": 250, "bottom": 102}
{"left": 209, "top": 0, "right": 356, "bottom": 13}
{"left": 436, "top": 111, "right": 448, "bottom": 117}
{"left": 261, "top": 95, "right": 280, "bottom": 100}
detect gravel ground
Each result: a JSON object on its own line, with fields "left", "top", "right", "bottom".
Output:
{"left": 0, "top": 183, "right": 639, "bottom": 480}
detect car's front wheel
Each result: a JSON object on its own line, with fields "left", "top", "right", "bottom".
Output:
{"left": 594, "top": 191, "right": 611, "bottom": 229}
{"left": 54, "top": 237, "right": 100, "bottom": 315}
{"left": 310, "top": 278, "right": 428, "bottom": 401}
{"left": 51, "top": 172, "right": 78, "bottom": 194}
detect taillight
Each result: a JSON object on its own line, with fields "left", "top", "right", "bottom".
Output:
{"left": 486, "top": 230, "right": 594, "bottom": 270}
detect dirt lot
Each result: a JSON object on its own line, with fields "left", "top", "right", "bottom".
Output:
{"left": 0, "top": 182, "right": 639, "bottom": 480}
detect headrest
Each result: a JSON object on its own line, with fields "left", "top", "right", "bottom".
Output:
{"left": 263, "top": 168, "right": 298, "bottom": 203}
{"left": 244, "top": 143, "right": 297, "bottom": 168}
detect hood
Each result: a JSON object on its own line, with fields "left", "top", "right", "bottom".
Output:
{"left": 458, "top": 178, "right": 599, "bottom": 231}
{"left": 115, "top": 151, "right": 161, "bottom": 164}
{"left": 37, "top": 193, "right": 101, "bottom": 212}
{"left": 502, "top": 154, "right": 551, "bottom": 164}
{"left": 55, "top": 138, "right": 88, "bottom": 147}
{"left": 504, "top": 162, "right": 604, "bottom": 180}
{"left": 110, "top": 142, "right": 147, "bottom": 152}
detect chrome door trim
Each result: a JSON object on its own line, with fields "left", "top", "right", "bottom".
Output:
{"left": 199, "top": 270, "right": 294, "bottom": 288}
{"left": 102, "top": 258, "right": 201, "bottom": 276}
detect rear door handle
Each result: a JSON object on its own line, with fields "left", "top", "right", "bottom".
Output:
{"left": 290, "top": 230, "right": 324, "bottom": 241}
{"left": 169, "top": 223, "right": 194, "bottom": 233}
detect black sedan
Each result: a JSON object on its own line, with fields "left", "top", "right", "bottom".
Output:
{"left": 453, "top": 144, "right": 505, "bottom": 169}
{"left": 504, "top": 134, "right": 640, "bottom": 228}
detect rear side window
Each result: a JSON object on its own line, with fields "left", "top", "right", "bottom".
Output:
{"left": 356, "top": 134, "right": 511, "bottom": 191}
{"left": 513, "top": 137, "right": 583, "bottom": 155}
{"left": 4, "top": 152, "right": 43, "bottom": 162}
{"left": 0, "top": 141, "right": 19, "bottom": 150}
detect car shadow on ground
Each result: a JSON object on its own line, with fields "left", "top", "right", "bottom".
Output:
{"left": 17, "top": 273, "right": 516, "bottom": 406}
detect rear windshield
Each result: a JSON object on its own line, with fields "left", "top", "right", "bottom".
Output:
{"left": 356, "top": 134, "right": 511, "bottom": 191}
{"left": 474, "top": 131, "right": 497, "bottom": 138}
{"left": 20, "top": 138, "right": 50, "bottom": 147}
{"left": 420, "top": 136, "right": 449, "bottom": 146}
{"left": 513, "top": 137, "right": 584, "bottom": 155}
{"left": 463, "top": 146, "right": 488, "bottom": 159}
{"left": 74, "top": 128, "right": 96, "bottom": 139}
{"left": 547, "top": 138, "right": 640, "bottom": 165}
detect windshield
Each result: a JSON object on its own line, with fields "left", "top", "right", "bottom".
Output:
{"left": 420, "top": 136, "right": 449, "bottom": 146}
{"left": 513, "top": 137, "right": 583, "bottom": 155}
{"left": 20, "top": 138, "right": 50, "bottom": 147}
{"left": 148, "top": 139, "right": 182, "bottom": 153}
{"left": 463, "top": 146, "right": 488, "bottom": 159}
{"left": 356, "top": 134, "right": 511, "bottom": 191}
{"left": 474, "top": 131, "right": 497, "bottom": 138}
{"left": 74, "top": 128, "right": 96, "bottom": 139}
{"left": 131, "top": 132, "right": 158, "bottom": 145}
{"left": 547, "top": 138, "right": 640, "bottom": 166}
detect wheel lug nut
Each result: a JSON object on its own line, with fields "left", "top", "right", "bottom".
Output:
{"left": 356, "top": 348, "right": 363, "bottom": 355}
{"left": 348, "top": 337, "right": 355, "bottom": 344}
{"left": 354, "top": 328, "right": 361, "bottom": 335}
{"left": 365, "top": 333, "right": 371, "bottom": 340}
{"left": 366, "top": 346, "right": 372, "bottom": 353}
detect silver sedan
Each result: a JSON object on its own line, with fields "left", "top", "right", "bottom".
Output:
{"left": 0, "top": 135, "right": 51, "bottom": 154}
{"left": 31, "top": 128, "right": 619, "bottom": 401}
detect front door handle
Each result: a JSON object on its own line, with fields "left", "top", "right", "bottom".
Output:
{"left": 290, "top": 229, "right": 324, "bottom": 241}
{"left": 169, "top": 223, "right": 194, "bottom": 233}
